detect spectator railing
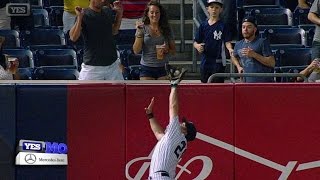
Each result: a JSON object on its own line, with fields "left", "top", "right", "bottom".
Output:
{"left": 207, "top": 73, "right": 308, "bottom": 83}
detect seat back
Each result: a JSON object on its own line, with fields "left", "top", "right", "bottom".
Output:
{"left": 35, "top": 49, "right": 77, "bottom": 68}
{"left": 47, "top": 6, "right": 64, "bottom": 27}
{"left": 237, "top": 0, "right": 284, "bottom": 7}
{"left": 42, "top": 0, "right": 64, "bottom": 7}
{"left": 34, "top": 68, "right": 79, "bottom": 80}
{"left": 262, "top": 28, "right": 306, "bottom": 46}
{"left": 250, "top": 8, "right": 293, "bottom": 25}
{"left": 21, "top": 28, "right": 66, "bottom": 47}
{"left": 114, "top": 29, "right": 136, "bottom": 45}
{"left": 278, "top": 47, "right": 312, "bottom": 67}
{"left": 293, "top": 8, "right": 312, "bottom": 26}
{"left": 3, "top": 49, "right": 34, "bottom": 68}
{"left": 32, "top": 9, "right": 50, "bottom": 27}
{"left": 18, "top": 68, "right": 33, "bottom": 80}
{"left": 0, "top": 30, "right": 20, "bottom": 48}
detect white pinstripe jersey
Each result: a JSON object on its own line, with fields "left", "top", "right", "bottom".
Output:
{"left": 149, "top": 116, "right": 187, "bottom": 179}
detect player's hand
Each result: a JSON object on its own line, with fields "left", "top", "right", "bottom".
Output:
{"left": 145, "top": 97, "right": 154, "bottom": 114}
{"left": 111, "top": 1, "right": 123, "bottom": 15}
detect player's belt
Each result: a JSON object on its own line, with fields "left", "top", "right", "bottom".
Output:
{"left": 154, "top": 170, "right": 170, "bottom": 177}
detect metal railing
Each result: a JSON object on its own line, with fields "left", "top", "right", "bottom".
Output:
{"left": 207, "top": 73, "right": 308, "bottom": 83}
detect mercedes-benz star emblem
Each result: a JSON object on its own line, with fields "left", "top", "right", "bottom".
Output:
{"left": 25, "top": 154, "right": 36, "bottom": 164}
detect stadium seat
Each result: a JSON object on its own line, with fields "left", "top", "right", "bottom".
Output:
{"left": 262, "top": 28, "right": 306, "bottom": 46}
{"left": 300, "top": 25, "right": 316, "bottom": 47}
{"left": 114, "top": 29, "right": 136, "bottom": 45}
{"left": 33, "top": 68, "right": 79, "bottom": 80}
{"left": 18, "top": 68, "right": 33, "bottom": 80}
{"left": 270, "top": 44, "right": 305, "bottom": 51}
{"left": 118, "top": 48, "right": 141, "bottom": 80}
{"left": 30, "top": 0, "right": 43, "bottom": 7}
{"left": 257, "top": 25, "right": 292, "bottom": 33}
{"left": 237, "top": 0, "right": 284, "bottom": 8}
{"left": 21, "top": 28, "right": 66, "bottom": 47}
{"left": 3, "top": 49, "right": 35, "bottom": 68}
{"left": 0, "top": 30, "right": 20, "bottom": 48}
{"left": 32, "top": 9, "right": 50, "bottom": 27}
{"left": 43, "top": 0, "right": 64, "bottom": 7}
{"left": 278, "top": 47, "right": 312, "bottom": 67}
{"left": 250, "top": 8, "right": 293, "bottom": 25}
{"left": 47, "top": 6, "right": 64, "bottom": 27}
{"left": 34, "top": 49, "right": 78, "bottom": 68}
{"left": 293, "top": 8, "right": 312, "bottom": 26}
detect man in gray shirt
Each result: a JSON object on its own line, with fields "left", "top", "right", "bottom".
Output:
{"left": 308, "top": 0, "right": 320, "bottom": 59}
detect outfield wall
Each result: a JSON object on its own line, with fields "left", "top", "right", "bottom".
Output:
{"left": 1, "top": 82, "right": 319, "bottom": 180}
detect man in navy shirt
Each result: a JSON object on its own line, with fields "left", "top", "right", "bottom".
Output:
{"left": 194, "top": 0, "right": 233, "bottom": 83}
{"left": 232, "top": 16, "right": 275, "bottom": 83}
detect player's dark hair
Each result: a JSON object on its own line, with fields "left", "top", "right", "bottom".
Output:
{"left": 182, "top": 117, "right": 197, "bottom": 142}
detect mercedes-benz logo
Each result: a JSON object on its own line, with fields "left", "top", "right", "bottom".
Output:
{"left": 25, "top": 154, "right": 36, "bottom": 164}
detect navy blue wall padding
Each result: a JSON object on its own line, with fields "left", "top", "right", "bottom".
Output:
{"left": 16, "top": 85, "right": 67, "bottom": 180}
{"left": 0, "top": 85, "right": 16, "bottom": 180}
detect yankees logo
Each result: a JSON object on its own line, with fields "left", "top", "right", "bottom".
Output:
{"left": 213, "top": 30, "right": 222, "bottom": 40}
{"left": 125, "top": 147, "right": 213, "bottom": 180}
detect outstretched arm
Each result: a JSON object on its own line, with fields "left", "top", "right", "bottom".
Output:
{"left": 169, "top": 87, "right": 178, "bottom": 121}
{"left": 145, "top": 97, "right": 164, "bottom": 141}
{"left": 110, "top": 1, "right": 123, "bottom": 35}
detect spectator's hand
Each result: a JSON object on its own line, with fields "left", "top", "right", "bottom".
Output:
{"left": 241, "top": 47, "right": 256, "bottom": 58}
{"left": 111, "top": 1, "right": 123, "bottom": 15}
{"left": 135, "top": 19, "right": 144, "bottom": 30}
{"left": 145, "top": 97, "right": 154, "bottom": 114}
{"left": 195, "top": 43, "right": 205, "bottom": 53}
{"left": 307, "top": 60, "right": 319, "bottom": 71}
{"left": 75, "top": 6, "right": 84, "bottom": 18}
{"left": 229, "top": 49, "right": 234, "bottom": 57}
{"left": 298, "top": 2, "right": 310, "bottom": 9}
{"left": 160, "top": 42, "right": 169, "bottom": 54}
{"left": 236, "top": 66, "right": 244, "bottom": 74}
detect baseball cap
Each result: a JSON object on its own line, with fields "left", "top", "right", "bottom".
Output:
{"left": 207, "top": 0, "right": 223, "bottom": 6}
{"left": 182, "top": 117, "right": 197, "bottom": 142}
{"left": 242, "top": 16, "right": 258, "bottom": 27}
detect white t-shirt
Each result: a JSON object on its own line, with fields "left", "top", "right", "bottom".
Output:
{"left": 0, "top": 65, "right": 13, "bottom": 80}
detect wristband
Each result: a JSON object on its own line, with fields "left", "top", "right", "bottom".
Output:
{"left": 146, "top": 113, "right": 154, "bottom": 119}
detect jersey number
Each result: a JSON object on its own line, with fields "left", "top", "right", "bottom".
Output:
{"left": 174, "top": 141, "right": 186, "bottom": 159}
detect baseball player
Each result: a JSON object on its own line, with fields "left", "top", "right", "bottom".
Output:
{"left": 145, "top": 67, "right": 197, "bottom": 180}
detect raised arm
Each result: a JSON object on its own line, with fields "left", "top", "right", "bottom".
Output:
{"left": 69, "top": 6, "right": 84, "bottom": 42}
{"left": 169, "top": 87, "right": 178, "bottom": 121}
{"left": 111, "top": 1, "right": 123, "bottom": 35}
{"left": 145, "top": 97, "right": 164, "bottom": 140}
